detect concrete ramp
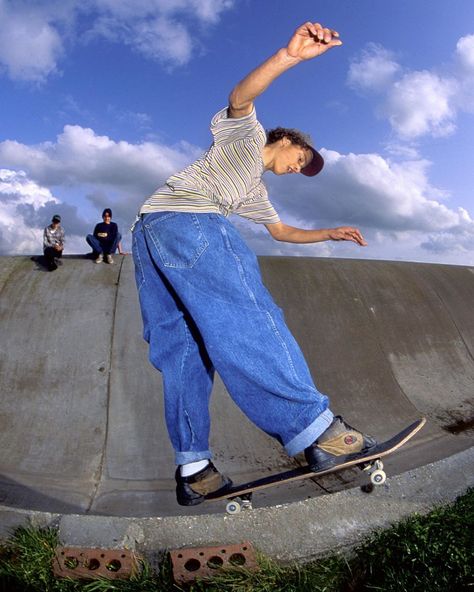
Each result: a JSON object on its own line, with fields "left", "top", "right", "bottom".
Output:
{"left": 0, "top": 255, "right": 473, "bottom": 518}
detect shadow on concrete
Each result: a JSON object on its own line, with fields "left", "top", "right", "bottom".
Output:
{"left": 0, "top": 474, "right": 82, "bottom": 515}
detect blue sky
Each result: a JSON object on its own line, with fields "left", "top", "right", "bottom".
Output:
{"left": 1, "top": 0, "right": 474, "bottom": 265}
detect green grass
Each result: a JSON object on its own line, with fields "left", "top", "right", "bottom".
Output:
{"left": 1, "top": 489, "right": 473, "bottom": 592}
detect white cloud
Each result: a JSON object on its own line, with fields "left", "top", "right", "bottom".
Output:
{"left": 243, "top": 147, "right": 474, "bottom": 265}
{"left": 1, "top": 125, "right": 473, "bottom": 264}
{"left": 89, "top": 0, "right": 233, "bottom": 67}
{"left": 348, "top": 35, "right": 473, "bottom": 140}
{"left": 106, "top": 105, "right": 152, "bottom": 130}
{"left": 384, "top": 71, "right": 457, "bottom": 139}
{"left": 383, "top": 142, "right": 421, "bottom": 160}
{"left": 418, "top": 204, "right": 474, "bottom": 256}
{"left": 85, "top": 12, "right": 194, "bottom": 67}
{"left": 454, "top": 34, "right": 474, "bottom": 113}
{"left": 0, "top": 124, "right": 199, "bottom": 192}
{"left": 0, "top": 168, "right": 123, "bottom": 255}
{"left": 129, "top": 16, "right": 193, "bottom": 65}
{"left": 348, "top": 44, "right": 401, "bottom": 93}
{"left": 0, "top": 126, "right": 202, "bottom": 253}
{"left": 0, "top": 169, "right": 60, "bottom": 254}
{"left": 93, "top": 0, "right": 233, "bottom": 22}
{"left": 271, "top": 148, "right": 464, "bottom": 233}
{"left": 188, "top": 0, "right": 234, "bottom": 24}
{"left": 0, "top": 1, "right": 63, "bottom": 82}
{"left": 0, "top": 0, "right": 236, "bottom": 82}
{"left": 456, "top": 34, "right": 474, "bottom": 72}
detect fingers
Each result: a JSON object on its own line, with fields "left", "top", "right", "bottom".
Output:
{"left": 347, "top": 229, "right": 367, "bottom": 246}
{"left": 332, "top": 227, "right": 368, "bottom": 246}
{"left": 300, "top": 21, "right": 342, "bottom": 45}
{"left": 347, "top": 228, "right": 366, "bottom": 245}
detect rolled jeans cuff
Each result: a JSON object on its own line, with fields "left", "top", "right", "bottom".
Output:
{"left": 175, "top": 450, "right": 212, "bottom": 466}
{"left": 284, "top": 409, "right": 334, "bottom": 457}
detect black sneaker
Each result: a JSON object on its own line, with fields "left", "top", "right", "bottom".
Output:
{"left": 305, "top": 416, "right": 377, "bottom": 472}
{"left": 175, "top": 462, "right": 233, "bottom": 506}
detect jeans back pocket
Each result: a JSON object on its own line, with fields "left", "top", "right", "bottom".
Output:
{"left": 144, "top": 212, "right": 209, "bottom": 269}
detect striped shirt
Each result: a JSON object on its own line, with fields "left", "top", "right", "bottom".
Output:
{"left": 140, "top": 107, "right": 280, "bottom": 224}
{"left": 43, "top": 224, "right": 65, "bottom": 249}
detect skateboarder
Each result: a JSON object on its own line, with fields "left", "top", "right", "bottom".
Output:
{"left": 133, "top": 20, "right": 377, "bottom": 506}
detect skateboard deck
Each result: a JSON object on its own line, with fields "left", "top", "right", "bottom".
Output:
{"left": 205, "top": 417, "right": 426, "bottom": 513}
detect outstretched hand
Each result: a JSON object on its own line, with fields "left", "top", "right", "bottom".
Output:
{"left": 286, "top": 21, "right": 342, "bottom": 61}
{"left": 328, "top": 227, "right": 367, "bottom": 246}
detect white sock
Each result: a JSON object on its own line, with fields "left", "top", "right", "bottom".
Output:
{"left": 180, "top": 459, "right": 209, "bottom": 477}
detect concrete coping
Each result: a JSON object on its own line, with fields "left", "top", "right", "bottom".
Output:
{"left": 1, "top": 446, "right": 472, "bottom": 564}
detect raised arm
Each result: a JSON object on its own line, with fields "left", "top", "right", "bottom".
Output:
{"left": 228, "top": 22, "right": 342, "bottom": 118}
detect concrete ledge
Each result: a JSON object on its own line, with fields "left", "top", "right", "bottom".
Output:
{"left": 1, "top": 446, "right": 472, "bottom": 564}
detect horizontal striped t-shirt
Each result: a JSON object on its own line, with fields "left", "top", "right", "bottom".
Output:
{"left": 139, "top": 107, "right": 280, "bottom": 225}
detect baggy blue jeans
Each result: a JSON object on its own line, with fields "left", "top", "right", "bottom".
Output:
{"left": 132, "top": 212, "right": 334, "bottom": 465}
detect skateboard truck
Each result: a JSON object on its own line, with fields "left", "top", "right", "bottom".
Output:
{"left": 226, "top": 493, "right": 253, "bottom": 515}
{"left": 361, "top": 459, "right": 387, "bottom": 485}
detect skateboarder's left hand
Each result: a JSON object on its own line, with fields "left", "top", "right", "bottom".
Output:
{"left": 328, "top": 226, "right": 367, "bottom": 246}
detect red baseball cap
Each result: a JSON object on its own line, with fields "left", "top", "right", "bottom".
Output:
{"left": 301, "top": 146, "right": 324, "bottom": 177}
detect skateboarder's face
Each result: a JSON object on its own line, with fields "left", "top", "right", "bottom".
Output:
{"left": 271, "top": 140, "right": 312, "bottom": 176}
{"left": 103, "top": 213, "right": 111, "bottom": 224}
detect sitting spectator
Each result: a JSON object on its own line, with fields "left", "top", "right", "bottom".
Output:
{"left": 86, "top": 208, "right": 123, "bottom": 264}
{"left": 43, "top": 214, "right": 65, "bottom": 271}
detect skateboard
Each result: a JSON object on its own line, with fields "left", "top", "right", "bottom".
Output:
{"left": 205, "top": 417, "right": 426, "bottom": 514}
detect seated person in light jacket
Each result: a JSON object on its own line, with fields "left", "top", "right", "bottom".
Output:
{"left": 43, "top": 214, "right": 65, "bottom": 271}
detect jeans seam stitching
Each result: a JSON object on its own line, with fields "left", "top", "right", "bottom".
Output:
{"left": 181, "top": 324, "right": 194, "bottom": 447}
{"left": 264, "top": 310, "right": 310, "bottom": 387}
{"left": 220, "top": 224, "right": 258, "bottom": 307}
{"left": 132, "top": 231, "right": 146, "bottom": 292}
{"left": 221, "top": 222, "right": 309, "bottom": 388}
{"left": 184, "top": 411, "right": 195, "bottom": 447}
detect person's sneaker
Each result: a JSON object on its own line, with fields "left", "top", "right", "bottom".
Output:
{"left": 305, "top": 416, "right": 377, "bottom": 472}
{"left": 105, "top": 254, "right": 114, "bottom": 264}
{"left": 95, "top": 254, "right": 103, "bottom": 264}
{"left": 175, "top": 461, "right": 233, "bottom": 506}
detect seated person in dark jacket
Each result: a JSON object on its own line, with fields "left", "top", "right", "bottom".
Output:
{"left": 86, "top": 208, "right": 122, "bottom": 264}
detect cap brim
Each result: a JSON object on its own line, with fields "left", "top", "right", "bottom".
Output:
{"left": 301, "top": 147, "right": 324, "bottom": 177}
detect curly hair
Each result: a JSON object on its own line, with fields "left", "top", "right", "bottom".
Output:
{"left": 265, "top": 127, "right": 313, "bottom": 148}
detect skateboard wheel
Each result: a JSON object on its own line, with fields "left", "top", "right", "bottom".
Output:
{"left": 226, "top": 501, "right": 241, "bottom": 514}
{"left": 370, "top": 469, "right": 386, "bottom": 485}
